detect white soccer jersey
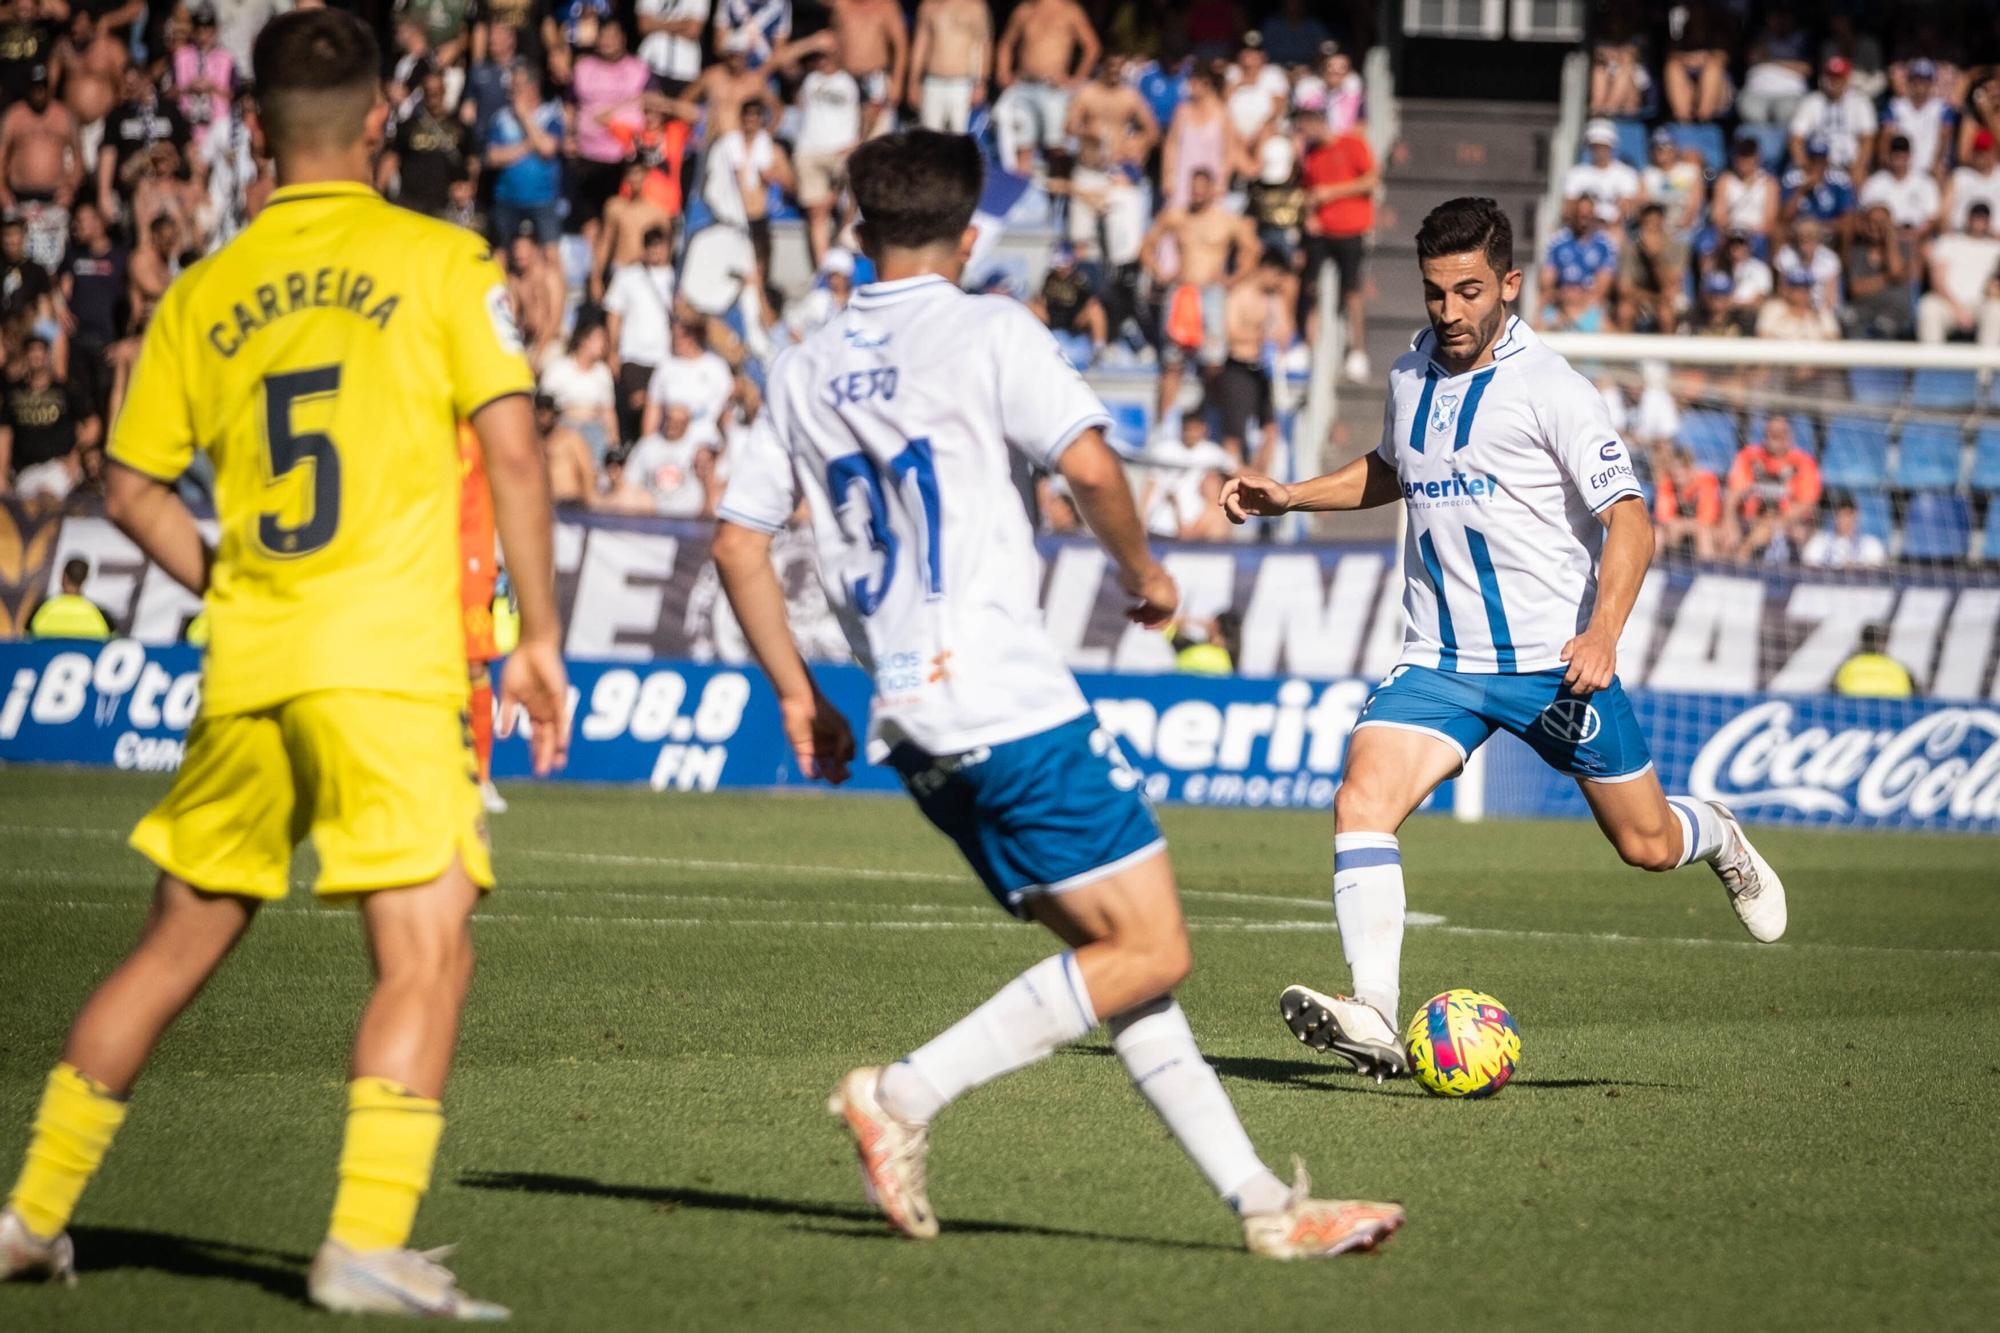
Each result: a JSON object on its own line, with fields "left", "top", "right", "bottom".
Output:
{"left": 1376, "top": 317, "right": 1643, "bottom": 675}
{"left": 719, "top": 274, "right": 1109, "bottom": 757}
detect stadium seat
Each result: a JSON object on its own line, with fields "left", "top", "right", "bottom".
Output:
{"left": 1666, "top": 122, "right": 1727, "bottom": 173}
{"left": 1970, "top": 426, "right": 2000, "bottom": 492}
{"left": 1741, "top": 123, "right": 1789, "bottom": 172}
{"left": 1614, "top": 118, "right": 1649, "bottom": 169}
{"left": 1901, "top": 493, "right": 1972, "bottom": 562}
{"left": 1854, "top": 489, "right": 1895, "bottom": 543}
{"left": 1892, "top": 422, "right": 1965, "bottom": 490}
{"left": 1911, "top": 368, "right": 1979, "bottom": 410}
{"left": 1986, "top": 500, "right": 2000, "bottom": 559}
{"left": 1820, "top": 417, "right": 1892, "bottom": 491}
{"left": 1106, "top": 400, "right": 1151, "bottom": 452}
{"left": 1747, "top": 414, "right": 1819, "bottom": 455}
{"left": 1846, "top": 366, "right": 1907, "bottom": 406}
{"left": 1676, "top": 408, "right": 1739, "bottom": 476}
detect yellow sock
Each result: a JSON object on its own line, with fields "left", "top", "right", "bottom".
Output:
{"left": 7, "top": 1063, "right": 128, "bottom": 1239}
{"left": 328, "top": 1078, "right": 445, "bottom": 1253}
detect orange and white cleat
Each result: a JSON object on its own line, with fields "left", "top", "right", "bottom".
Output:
{"left": 826, "top": 1066, "right": 938, "bottom": 1240}
{"left": 1241, "top": 1159, "right": 1405, "bottom": 1260}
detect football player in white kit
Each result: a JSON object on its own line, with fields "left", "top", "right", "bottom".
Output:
{"left": 1221, "top": 197, "right": 1788, "bottom": 1080}
{"left": 710, "top": 130, "right": 1404, "bottom": 1257}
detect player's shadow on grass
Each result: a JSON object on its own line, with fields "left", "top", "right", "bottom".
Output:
{"left": 459, "top": 1170, "right": 1236, "bottom": 1253}
{"left": 68, "top": 1225, "right": 306, "bottom": 1301}
{"left": 1088, "top": 1050, "right": 1680, "bottom": 1095}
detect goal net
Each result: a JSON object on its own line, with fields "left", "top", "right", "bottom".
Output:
{"left": 1469, "top": 333, "right": 2000, "bottom": 831}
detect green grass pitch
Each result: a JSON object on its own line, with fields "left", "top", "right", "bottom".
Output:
{"left": 0, "top": 768, "right": 1995, "bottom": 1331}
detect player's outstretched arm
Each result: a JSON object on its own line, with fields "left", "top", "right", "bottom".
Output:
{"left": 474, "top": 392, "right": 570, "bottom": 775}
{"left": 1056, "top": 428, "right": 1179, "bottom": 627}
{"left": 711, "top": 520, "right": 855, "bottom": 784}
{"left": 1560, "top": 496, "right": 1652, "bottom": 695}
{"left": 104, "top": 462, "right": 211, "bottom": 595}
{"left": 1221, "top": 451, "right": 1400, "bottom": 524}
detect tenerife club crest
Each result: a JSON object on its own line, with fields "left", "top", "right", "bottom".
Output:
{"left": 1429, "top": 391, "right": 1463, "bottom": 436}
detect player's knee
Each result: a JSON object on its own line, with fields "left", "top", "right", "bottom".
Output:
{"left": 378, "top": 923, "right": 475, "bottom": 991}
{"left": 1334, "top": 779, "right": 1395, "bottom": 835}
{"left": 1616, "top": 828, "right": 1680, "bottom": 873}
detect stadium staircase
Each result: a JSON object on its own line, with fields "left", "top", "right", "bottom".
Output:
{"left": 1327, "top": 98, "right": 1561, "bottom": 538}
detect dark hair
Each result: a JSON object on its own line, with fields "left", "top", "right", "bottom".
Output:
{"left": 63, "top": 557, "right": 90, "bottom": 585}
{"left": 1415, "top": 197, "right": 1514, "bottom": 277}
{"left": 742, "top": 97, "right": 767, "bottom": 118}
{"left": 1639, "top": 201, "right": 1666, "bottom": 222}
{"left": 252, "top": 9, "right": 380, "bottom": 154}
{"left": 642, "top": 225, "right": 668, "bottom": 247}
{"left": 848, "top": 129, "right": 984, "bottom": 252}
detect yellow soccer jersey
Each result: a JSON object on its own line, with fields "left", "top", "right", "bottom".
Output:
{"left": 110, "top": 180, "right": 534, "bottom": 715}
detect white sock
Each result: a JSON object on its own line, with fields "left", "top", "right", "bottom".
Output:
{"left": 876, "top": 952, "right": 1098, "bottom": 1125}
{"left": 1109, "top": 997, "right": 1290, "bottom": 1216}
{"left": 1667, "top": 797, "right": 1729, "bottom": 868}
{"left": 1333, "top": 832, "right": 1405, "bottom": 1026}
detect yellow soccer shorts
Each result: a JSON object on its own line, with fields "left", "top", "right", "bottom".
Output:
{"left": 130, "top": 691, "right": 495, "bottom": 899}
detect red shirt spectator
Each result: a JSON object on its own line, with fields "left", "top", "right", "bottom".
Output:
{"left": 1303, "top": 128, "right": 1376, "bottom": 238}
{"left": 1726, "top": 419, "right": 1822, "bottom": 520}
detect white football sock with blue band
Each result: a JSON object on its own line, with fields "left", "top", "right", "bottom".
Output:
{"left": 1334, "top": 832, "right": 1406, "bottom": 1026}
{"left": 1667, "top": 797, "right": 1728, "bottom": 868}
{"left": 1108, "top": 996, "right": 1290, "bottom": 1216}
{"left": 877, "top": 952, "right": 1097, "bottom": 1125}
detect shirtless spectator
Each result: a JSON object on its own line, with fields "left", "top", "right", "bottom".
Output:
{"left": 594, "top": 159, "right": 675, "bottom": 298}
{"left": 1, "top": 65, "right": 83, "bottom": 257}
{"left": 908, "top": 0, "right": 990, "bottom": 134}
{"left": 504, "top": 226, "right": 566, "bottom": 363}
{"left": 1208, "top": 250, "right": 1292, "bottom": 470}
{"left": 996, "top": 0, "right": 1099, "bottom": 169}
{"left": 687, "top": 30, "right": 778, "bottom": 139}
{"left": 125, "top": 140, "right": 206, "bottom": 259}
{"left": 1066, "top": 55, "right": 1158, "bottom": 172}
{"left": 52, "top": 11, "right": 124, "bottom": 180}
{"left": 830, "top": 0, "right": 908, "bottom": 138}
{"left": 1141, "top": 166, "right": 1257, "bottom": 423}
{"left": 539, "top": 391, "right": 602, "bottom": 506}
{"left": 126, "top": 212, "right": 178, "bottom": 330}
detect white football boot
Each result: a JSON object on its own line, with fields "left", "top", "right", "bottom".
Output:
{"left": 826, "top": 1067, "right": 938, "bottom": 1240}
{"left": 307, "top": 1240, "right": 509, "bottom": 1320}
{"left": 1708, "top": 801, "right": 1787, "bottom": 943}
{"left": 1278, "top": 985, "right": 1409, "bottom": 1081}
{"left": 0, "top": 1208, "right": 75, "bottom": 1286}
{"left": 1242, "top": 1159, "right": 1405, "bottom": 1260}
{"left": 480, "top": 780, "right": 509, "bottom": 815}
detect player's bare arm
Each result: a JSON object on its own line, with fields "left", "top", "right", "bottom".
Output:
{"left": 1056, "top": 427, "right": 1178, "bottom": 625}
{"left": 1560, "top": 496, "right": 1651, "bottom": 695}
{"left": 473, "top": 393, "right": 570, "bottom": 776}
{"left": 104, "top": 462, "right": 211, "bottom": 594}
{"left": 711, "top": 520, "right": 856, "bottom": 784}
{"left": 1221, "top": 452, "right": 1401, "bottom": 523}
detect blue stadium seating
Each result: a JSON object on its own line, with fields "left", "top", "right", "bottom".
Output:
{"left": 1820, "top": 417, "right": 1893, "bottom": 491}
{"left": 1892, "top": 422, "right": 1964, "bottom": 490}
{"left": 1911, "top": 368, "right": 1979, "bottom": 410}
{"left": 1677, "top": 408, "right": 1739, "bottom": 476}
{"left": 1846, "top": 366, "right": 1907, "bottom": 406}
{"left": 1106, "top": 400, "right": 1151, "bottom": 452}
{"left": 1740, "top": 123, "right": 1789, "bottom": 173}
{"left": 1986, "top": 501, "right": 2000, "bottom": 559}
{"left": 1902, "top": 493, "right": 1972, "bottom": 561}
{"left": 1666, "top": 122, "right": 1727, "bottom": 173}
{"left": 1614, "top": 118, "right": 1649, "bottom": 169}
{"left": 1970, "top": 426, "right": 2000, "bottom": 492}
{"left": 1747, "top": 414, "right": 1819, "bottom": 455}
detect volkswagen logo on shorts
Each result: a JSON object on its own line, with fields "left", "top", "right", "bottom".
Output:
{"left": 1537, "top": 699, "right": 1602, "bottom": 744}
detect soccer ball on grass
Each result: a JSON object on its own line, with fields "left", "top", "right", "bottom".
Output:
{"left": 1404, "top": 989, "right": 1520, "bottom": 1098}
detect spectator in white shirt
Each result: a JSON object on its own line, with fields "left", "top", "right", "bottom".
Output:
{"left": 1141, "top": 413, "right": 1236, "bottom": 541}
{"left": 1713, "top": 134, "right": 1780, "bottom": 242}
{"left": 1756, "top": 266, "right": 1841, "bottom": 340}
{"left": 1880, "top": 58, "right": 1954, "bottom": 179}
{"left": 1738, "top": 7, "right": 1813, "bottom": 125}
{"left": 1788, "top": 56, "right": 1876, "bottom": 174}
{"left": 1802, "top": 497, "right": 1888, "bottom": 570}
{"left": 785, "top": 44, "right": 862, "bottom": 267}
{"left": 643, "top": 311, "right": 737, "bottom": 445}
{"left": 1723, "top": 229, "right": 1774, "bottom": 314}
{"left": 1861, "top": 135, "right": 1943, "bottom": 237}
{"left": 784, "top": 246, "right": 855, "bottom": 339}
{"left": 1774, "top": 217, "right": 1842, "bottom": 312}
{"left": 1946, "top": 130, "right": 2000, "bottom": 232}
{"left": 1225, "top": 33, "right": 1289, "bottom": 143}
{"left": 637, "top": 0, "right": 711, "bottom": 96}
{"left": 702, "top": 98, "right": 792, "bottom": 280}
{"left": 606, "top": 403, "right": 717, "bottom": 518}
{"left": 1917, "top": 202, "right": 2000, "bottom": 347}
{"left": 539, "top": 319, "right": 623, "bottom": 462}
{"left": 602, "top": 226, "right": 677, "bottom": 442}
{"left": 1641, "top": 128, "right": 1706, "bottom": 236}
{"left": 1566, "top": 119, "right": 1641, "bottom": 226}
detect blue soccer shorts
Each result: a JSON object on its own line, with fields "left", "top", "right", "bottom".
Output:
{"left": 1353, "top": 664, "right": 1654, "bottom": 782}
{"left": 886, "top": 713, "right": 1167, "bottom": 918}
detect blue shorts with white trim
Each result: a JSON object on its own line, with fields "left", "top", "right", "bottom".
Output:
{"left": 1354, "top": 665, "right": 1653, "bottom": 782}
{"left": 886, "top": 714, "right": 1166, "bottom": 918}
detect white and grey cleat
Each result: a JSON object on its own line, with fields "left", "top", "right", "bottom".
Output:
{"left": 1242, "top": 1158, "right": 1406, "bottom": 1260}
{"left": 1708, "top": 801, "right": 1787, "bottom": 943}
{"left": 826, "top": 1067, "right": 938, "bottom": 1240}
{"left": 308, "top": 1240, "right": 509, "bottom": 1320}
{"left": 1277, "top": 985, "right": 1409, "bottom": 1081}
{"left": 0, "top": 1209, "right": 76, "bottom": 1287}
{"left": 480, "top": 780, "right": 509, "bottom": 815}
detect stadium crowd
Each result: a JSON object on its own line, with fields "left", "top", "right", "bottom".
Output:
{"left": 0, "top": 0, "right": 1379, "bottom": 543}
